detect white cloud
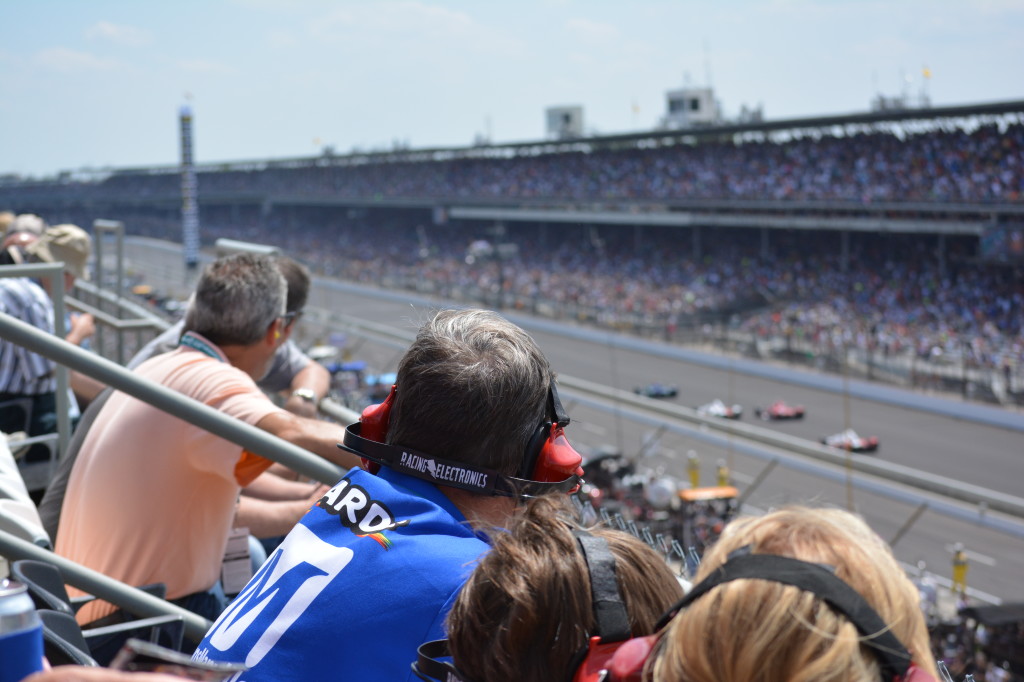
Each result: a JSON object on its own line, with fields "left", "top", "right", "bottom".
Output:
{"left": 566, "top": 17, "right": 619, "bottom": 42}
{"left": 86, "top": 21, "right": 152, "bottom": 47}
{"left": 177, "top": 59, "right": 236, "bottom": 75}
{"left": 34, "top": 48, "right": 121, "bottom": 72}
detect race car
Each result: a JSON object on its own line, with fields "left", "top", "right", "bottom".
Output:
{"left": 821, "top": 428, "right": 879, "bottom": 453}
{"left": 696, "top": 399, "right": 743, "bottom": 419}
{"left": 633, "top": 383, "right": 679, "bottom": 399}
{"left": 754, "top": 400, "right": 806, "bottom": 421}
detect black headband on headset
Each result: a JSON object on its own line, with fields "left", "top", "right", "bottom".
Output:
{"left": 574, "top": 531, "right": 631, "bottom": 644}
{"left": 340, "top": 422, "right": 581, "bottom": 498}
{"left": 658, "top": 550, "right": 914, "bottom": 681}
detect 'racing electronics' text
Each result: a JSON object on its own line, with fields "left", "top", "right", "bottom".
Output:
{"left": 398, "top": 451, "right": 493, "bottom": 491}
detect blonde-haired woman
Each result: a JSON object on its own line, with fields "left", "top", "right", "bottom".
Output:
{"left": 651, "top": 506, "right": 939, "bottom": 682}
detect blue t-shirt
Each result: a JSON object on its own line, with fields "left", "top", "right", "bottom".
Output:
{"left": 193, "top": 468, "right": 489, "bottom": 681}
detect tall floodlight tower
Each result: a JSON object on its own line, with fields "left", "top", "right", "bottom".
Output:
{"left": 179, "top": 104, "right": 200, "bottom": 271}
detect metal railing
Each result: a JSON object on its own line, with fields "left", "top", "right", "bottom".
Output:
{"left": 0, "top": 310, "right": 346, "bottom": 485}
{"left": 0, "top": 308, "right": 357, "bottom": 638}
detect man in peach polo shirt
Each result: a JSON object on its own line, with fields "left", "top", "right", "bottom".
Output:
{"left": 55, "top": 253, "right": 359, "bottom": 624}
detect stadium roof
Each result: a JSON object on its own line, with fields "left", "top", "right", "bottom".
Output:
{"left": 95, "top": 98, "right": 1024, "bottom": 178}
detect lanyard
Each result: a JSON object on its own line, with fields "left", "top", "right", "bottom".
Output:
{"left": 178, "top": 331, "right": 224, "bottom": 362}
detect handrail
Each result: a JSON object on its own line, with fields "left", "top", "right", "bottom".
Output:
{"left": 65, "top": 297, "right": 168, "bottom": 331}
{"left": 0, "top": 309, "right": 352, "bottom": 640}
{"left": 317, "top": 396, "right": 358, "bottom": 424}
{"left": 0, "top": 311, "right": 345, "bottom": 485}
{"left": 72, "top": 280, "right": 172, "bottom": 333}
{"left": 0, "top": 528, "right": 212, "bottom": 643}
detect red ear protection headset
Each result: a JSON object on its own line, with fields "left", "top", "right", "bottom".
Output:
{"left": 339, "top": 380, "right": 584, "bottom": 498}
{"left": 413, "top": 548, "right": 940, "bottom": 682}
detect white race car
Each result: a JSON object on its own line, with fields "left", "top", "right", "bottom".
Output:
{"left": 821, "top": 428, "right": 879, "bottom": 453}
{"left": 696, "top": 399, "right": 743, "bottom": 420}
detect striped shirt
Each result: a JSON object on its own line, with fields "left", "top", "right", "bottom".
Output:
{"left": 0, "top": 277, "right": 56, "bottom": 395}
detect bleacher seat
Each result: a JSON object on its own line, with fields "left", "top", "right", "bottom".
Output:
{"left": 11, "top": 559, "right": 185, "bottom": 666}
{"left": 37, "top": 609, "right": 99, "bottom": 667}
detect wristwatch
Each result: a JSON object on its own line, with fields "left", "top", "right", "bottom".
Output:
{"left": 291, "top": 388, "right": 318, "bottom": 403}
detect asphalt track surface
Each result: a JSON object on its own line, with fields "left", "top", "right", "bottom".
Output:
{"left": 125, "top": 239, "right": 1024, "bottom": 602}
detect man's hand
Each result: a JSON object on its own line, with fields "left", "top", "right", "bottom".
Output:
{"left": 283, "top": 362, "right": 330, "bottom": 419}
{"left": 284, "top": 390, "right": 320, "bottom": 419}
{"left": 65, "top": 312, "right": 95, "bottom": 346}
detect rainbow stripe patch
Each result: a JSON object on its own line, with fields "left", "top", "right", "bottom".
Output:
{"left": 357, "top": 532, "right": 393, "bottom": 550}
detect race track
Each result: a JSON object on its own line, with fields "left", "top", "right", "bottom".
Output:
{"left": 124, "top": 239, "right": 1024, "bottom": 602}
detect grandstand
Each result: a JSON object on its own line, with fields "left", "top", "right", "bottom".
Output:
{"left": 2, "top": 98, "right": 1022, "bottom": 403}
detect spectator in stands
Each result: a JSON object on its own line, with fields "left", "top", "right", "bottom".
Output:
{"left": 40, "top": 256, "right": 327, "bottom": 575}
{"left": 128, "top": 255, "right": 329, "bottom": 420}
{"left": 3, "top": 212, "right": 46, "bottom": 240}
{"left": 0, "top": 224, "right": 95, "bottom": 464}
{"left": 127, "top": 253, "right": 331, "bottom": 559}
{"left": 1, "top": 212, "right": 42, "bottom": 263}
{"left": 192, "top": 308, "right": 585, "bottom": 681}
{"left": 647, "top": 506, "right": 939, "bottom": 682}
{"left": 427, "top": 494, "right": 683, "bottom": 682}
{"left": 54, "top": 253, "right": 359, "bottom": 626}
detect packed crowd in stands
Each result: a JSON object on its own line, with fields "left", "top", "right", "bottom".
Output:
{"left": 2, "top": 119, "right": 1021, "bottom": 394}
{"left": 3, "top": 120, "right": 1023, "bottom": 206}
{"left": 117, "top": 210, "right": 1023, "bottom": 388}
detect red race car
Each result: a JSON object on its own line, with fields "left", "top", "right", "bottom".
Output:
{"left": 754, "top": 400, "right": 806, "bottom": 421}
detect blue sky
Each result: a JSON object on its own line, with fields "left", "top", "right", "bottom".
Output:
{"left": 2, "top": 0, "right": 1022, "bottom": 177}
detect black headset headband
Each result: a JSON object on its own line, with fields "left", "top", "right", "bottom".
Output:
{"left": 575, "top": 531, "right": 631, "bottom": 644}
{"left": 659, "top": 551, "right": 913, "bottom": 681}
{"left": 340, "top": 422, "right": 580, "bottom": 498}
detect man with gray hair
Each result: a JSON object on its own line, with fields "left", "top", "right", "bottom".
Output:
{"left": 128, "top": 255, "right": 329, "bottom": 420}
{"left": 55, "top": 253, "right": 359, "bottom": 625}
{"left": 194, "top": 308, "right": 585, "bottom": 681}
